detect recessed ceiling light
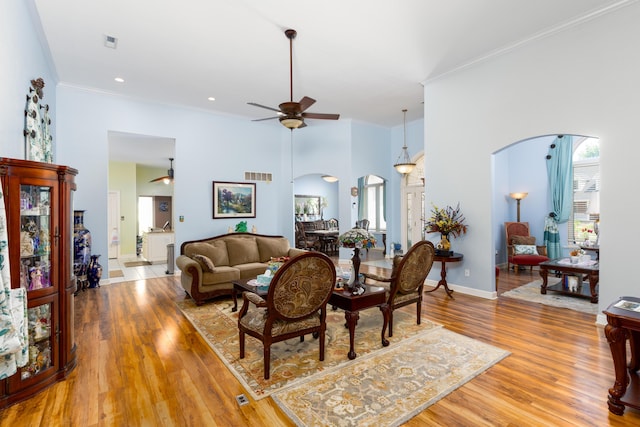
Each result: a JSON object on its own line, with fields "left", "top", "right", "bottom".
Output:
{"left": 207, "top": 97, "right": 215, "bottom": 101}
{"left": 114, "top": 77, "right": 124, "bottom": 83}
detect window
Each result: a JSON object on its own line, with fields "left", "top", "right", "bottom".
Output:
{"left": 363, "top": 175, "right": 386, "bottom": 231}
{"left": 569, "top": 138, "right": 600, "bottom": 244}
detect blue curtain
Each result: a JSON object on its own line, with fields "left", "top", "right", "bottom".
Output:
{"left": 546, "top": 135, "right": 573, "bottom": 223}
{"left": 382, "top": 179, "right": 387, "bottom": 222}
{"left": 543, "top": 214, "right": 561, "bottom": 259}
{"left": 357, "top": 176, "right": 365, "bottom": 223}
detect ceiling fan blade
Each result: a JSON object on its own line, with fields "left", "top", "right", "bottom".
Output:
{"left": 150, "top": 175, "right": 170, "bottom": 183}
{"left": 298, "top": 96, "right": 316, "bottom": 112}
{"left": 248, "top": 102, "right": 282, "bottom": 113}
{"left": 302, "top": 112, "right": 340, "bottom": 120}
{"left": 252, "top": 116, "right": 279, "bottom": 122}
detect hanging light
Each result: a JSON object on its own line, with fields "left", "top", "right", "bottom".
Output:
{"left": 279, "top": 116, "right": 304, "bottom": 129}
{"left": 393, "top": 109, "right": 416, "bottom": 175}
{"left": 150, "top": 158, "right": 174, "bottom": 184}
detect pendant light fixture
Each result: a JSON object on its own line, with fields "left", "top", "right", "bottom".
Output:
{"left": 150, "top": 158, "right": 174, "bottom": 184}
{"left": 393, "top": 109, "right": 416, "bottom": 175}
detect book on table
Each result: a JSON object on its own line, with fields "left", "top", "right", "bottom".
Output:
{"left": 614, "top": 299, "right": 640, "bottom": 312}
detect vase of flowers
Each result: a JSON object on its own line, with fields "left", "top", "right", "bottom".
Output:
{"left": 425, "top": 203, "right": 468, "bottom": 256}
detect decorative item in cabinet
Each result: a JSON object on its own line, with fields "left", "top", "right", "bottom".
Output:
{"left": 21, "top": 303, "right": 53, "bottom": 380}
{"left": 20, "top": 184, "right": 52, "bottom": 291}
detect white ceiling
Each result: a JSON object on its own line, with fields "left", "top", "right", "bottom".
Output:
{"left": 32, "top": 0, "right": 627, "bottom": 167}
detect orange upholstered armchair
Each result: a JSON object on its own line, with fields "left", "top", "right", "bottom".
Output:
{"left": 505, "top": 222, "right": 549, "bottom": 272}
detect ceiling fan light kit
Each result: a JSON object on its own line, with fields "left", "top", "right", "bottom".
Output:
{"left": 150, "top": 157, "right": 174, "bottom": 184}
{"left": 394, "top": 109, "right": 416, "bottom": 175}
{"left": 248, "top": 29, "right": 339, "bottom": 129}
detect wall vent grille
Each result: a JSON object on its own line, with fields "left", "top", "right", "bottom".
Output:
{"left": 245, "top": 172, "right": 272, "bottom": 182}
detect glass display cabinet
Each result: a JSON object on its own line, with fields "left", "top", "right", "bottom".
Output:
{"left": 0, "top": 158, "right": 77, "bottom": 408}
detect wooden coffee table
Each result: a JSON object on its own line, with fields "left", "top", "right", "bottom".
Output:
{"left": 539, "top": 258, "right": 600, "bottom": 303}
{"left": 329, "top": 285, "right": 389, "bottom": 360}
{"left": 231, "top": 278, "right": 268, "bottom": 312}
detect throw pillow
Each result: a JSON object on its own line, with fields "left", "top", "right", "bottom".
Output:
{"left": 192, "top": 254, "right": 215, "bottom": 272}
{"left": 514, "top": 245, "right": 538, "bottom": 255}
{"left": 510, "top": 235, "right": 536, "bottom": 246}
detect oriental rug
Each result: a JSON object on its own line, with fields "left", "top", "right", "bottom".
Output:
{"left": 501, "top": 280, "right": 598, "bottom": 315}
{"left": 176, "top": 297, "right": 442, "bottom": 400}
{"left": 273, "top": 328, "right": 510, "bottom": 427}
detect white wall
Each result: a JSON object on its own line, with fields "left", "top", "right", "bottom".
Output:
{"left": 55, "top": 86, "right": 285, "bottom": 257}
{"left": 0, "top": 0, "right": 56, "bottom": 159}
{"left": 424, "top": 2, "right": 640, "bottom": 314}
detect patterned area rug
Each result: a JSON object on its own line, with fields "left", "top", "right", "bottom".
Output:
{"left": 273, "top": 328, "right": 510, "bottom": 426}
{"left": 176, "top": 297, "right": 442, "bottom": 400}
{"left": 501, "top": 280, "right": 598, "bottom": 315}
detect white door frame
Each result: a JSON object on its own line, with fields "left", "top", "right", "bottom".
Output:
{"left": 108, "top": 191, "right": 120, "bottom": 259}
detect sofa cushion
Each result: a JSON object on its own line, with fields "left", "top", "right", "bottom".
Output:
{"left": 192, "top": 254, "right": 215, "bottom": 272}
{"left": 257, "top": 237, "right": 290, "bottom": 262}
{"left": 185, "top": 240, "right": 229, "bottom": 266}
{"left": 236, "top": 262, "right": 270, "bottom": 279}
{"left": 202, "top": 266, "right": 240, "bottom": 285}
{"left": 514, "top": 244, "right": 538, "bottom": 255}
{"left": 226, "top": 237, "right": 260, "bottom": 266}
{"left": 510, "top": 235, "right": 536, "bottom": 245}
{"left": 509, "top": 254, "right": 549, "bottom": 266}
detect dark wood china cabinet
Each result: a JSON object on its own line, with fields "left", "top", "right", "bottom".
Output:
{"left": 0, "top": 158, "right": 77, "bottom": 408}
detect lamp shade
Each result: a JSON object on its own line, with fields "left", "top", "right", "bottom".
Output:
{"left": 509, "top": 192, "right": 528, "bottom": 201}
{"left": 393, "top": 109, "right": 416, "bottom": 175}
{"left": 280, "top": 116, "right": 303, "bottom": 129}
{"left": 339, "top": 228, "right": 377, "bottom": 249}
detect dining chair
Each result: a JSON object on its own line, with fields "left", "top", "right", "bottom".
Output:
{"left": 238, "top": 252, "right": 336, "bottom": 379}
{"left": 362, "top": 240, "right": 435, "bottom": 337}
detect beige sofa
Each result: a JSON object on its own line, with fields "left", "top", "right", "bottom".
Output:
{"left": 176, "top": 232, "right": 305, "bottom": 305}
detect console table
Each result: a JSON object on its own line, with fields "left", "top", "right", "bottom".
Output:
{"left": 425, "top": 253, "right": 463, "bottom": 299}
{"left": 604, "top": 297, "right": 640, "bottom": 415}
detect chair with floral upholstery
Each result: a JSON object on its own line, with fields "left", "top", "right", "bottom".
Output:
{"left": 505, "top": 222, "right": 549, "bottom": 272}
{"left": 238, "top": 251, "right": 336, "bottom": 379}
{"left": 362, "top": 240, "right": 435, "bottom": 337}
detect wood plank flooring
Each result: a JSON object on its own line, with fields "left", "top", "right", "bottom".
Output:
{"left": 1, "top": 262, "right": 639, "bottom": 426}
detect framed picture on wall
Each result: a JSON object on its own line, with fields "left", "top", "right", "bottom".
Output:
{"left": 212, "top": 181, "right": 256, "bottom": 219}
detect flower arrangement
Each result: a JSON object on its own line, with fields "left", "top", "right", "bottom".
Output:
{"left": 581, "top": 227, "right": 594, "bottom": 240}
{"left": 569, "top": 248, "right": 585, "bottom": 257}
{"left": 339, "top": 228, "right": 377, "bottom": 249}
{"left": 424, "top": 203, "right": 468, "bottom": 238}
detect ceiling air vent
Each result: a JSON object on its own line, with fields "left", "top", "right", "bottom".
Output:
{"left": 104, "top": 35, "right": 118, "bottom": 49}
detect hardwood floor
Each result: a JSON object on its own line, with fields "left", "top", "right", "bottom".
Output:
{"left": 1, "top": 262, "right": 638, "bottom": 426}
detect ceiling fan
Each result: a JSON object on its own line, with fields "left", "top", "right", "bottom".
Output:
{"left": 248, "top": 29, "right": 340, "bottom": 129}
{"left": 150, "top": 158, "right": 174, "bottom": 184}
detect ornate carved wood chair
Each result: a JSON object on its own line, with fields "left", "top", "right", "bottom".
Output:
{"left": 238, "top": 252, "right": 336, "bottom": 379}
{"left": 505, "top": 222, "right": 549, "bottom": 272}
{"left": 362, "top": 240, "right": 435, "bottom": 337}
{"left": 295, "top": 221, "right": 320, "bottom": 251}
